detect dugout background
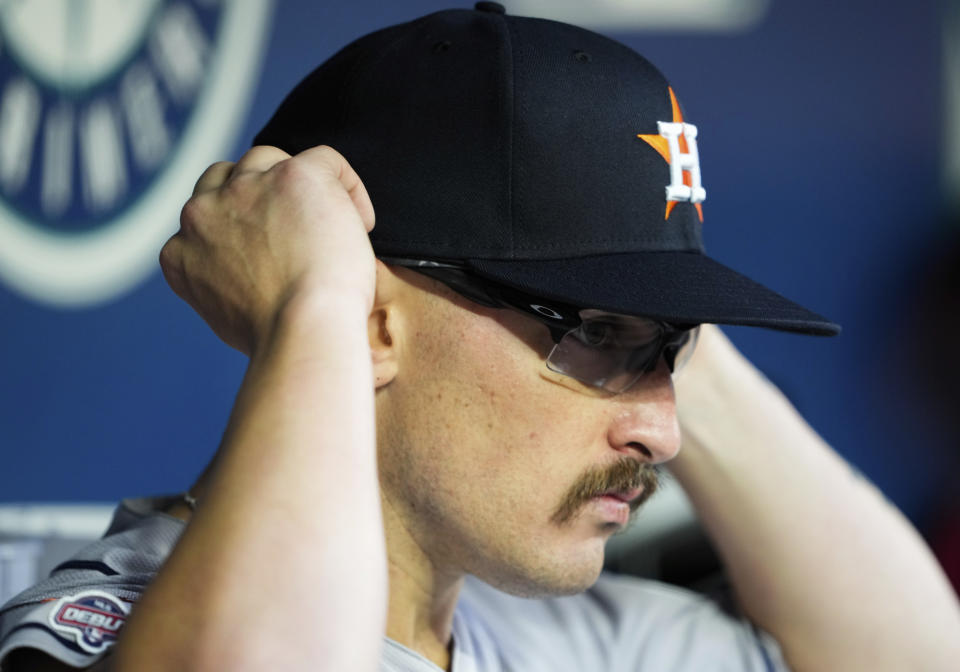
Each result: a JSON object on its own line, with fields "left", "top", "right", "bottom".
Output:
{"left": 0, "top": 0, "right": 956, "bottom": 558}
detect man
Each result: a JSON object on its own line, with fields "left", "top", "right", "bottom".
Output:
{"left": 2, "top": 4, "right": 959, "bottom": 671}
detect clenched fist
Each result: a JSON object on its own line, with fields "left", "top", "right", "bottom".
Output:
{"left": 160, "top": 145, "right": 376, "bottom": 355}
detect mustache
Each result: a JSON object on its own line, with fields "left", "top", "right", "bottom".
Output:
{"left": 550, "top": 457, "right": 659, "bottom": 526}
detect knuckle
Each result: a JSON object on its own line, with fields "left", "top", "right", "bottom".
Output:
{"left": 241, "top": 145, "right": 290, "bottom": 167}
{"left": 158, "top": 242, "right": 173, "bottom": 274}
{"left": 179, "top": 198, "right": 203, "bottom": 234}
{"left": 221, "top": 170, "right": 256, "bottom": 203}
{"left": 158, "top": 235, "right": 176, "bottom": 264}
{"left": 221, "top": 170, "right": 247, "bottom": 192}
{"left": 193, "top": 161, "right": 233, "bottom": 194}
{"left": 318, "top": 144, "right": 347, "bottom": 168}
{"left": 158, "top": 240, "right": 185, "bottom": 293}
{"left": 248, "top": 144, "right": 279, "bottom": 156}
{"left": 271, "top": 156, "right": 311, "bottom": 188}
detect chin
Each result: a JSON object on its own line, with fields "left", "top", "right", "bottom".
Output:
{"left": 474, "top": 538, "right": 607, "bottom": 599}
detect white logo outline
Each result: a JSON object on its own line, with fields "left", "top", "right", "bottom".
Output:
{"left": 656, "top": 120, "right": 706, "bottom": 204}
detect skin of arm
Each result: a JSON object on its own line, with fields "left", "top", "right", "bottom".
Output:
{"left": 100, "top": 146, "right": 387, "bottom": 672}
{"left": 670, "top": 324, "right": 960, "bottom": 672}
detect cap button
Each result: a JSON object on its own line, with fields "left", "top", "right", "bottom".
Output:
{"left": 475, "top": 2, "right": 506, "bottom": 14}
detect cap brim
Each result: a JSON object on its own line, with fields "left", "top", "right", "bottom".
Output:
{"left": 466, "top": 251, "right": 840, "bottom": 336}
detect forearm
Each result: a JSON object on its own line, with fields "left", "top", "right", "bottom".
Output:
{"left": 112, "top": 294, "right": 386, "bottom": 672}
{"left": 670, "top": 328, "right": 960, "bottom": 672}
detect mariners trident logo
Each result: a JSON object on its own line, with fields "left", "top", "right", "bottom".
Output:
{"left": 637, "top": 87, "right": 706, "bottom": 222}
{"left": 0, "top": 0, "right": 273, "bottom": 307}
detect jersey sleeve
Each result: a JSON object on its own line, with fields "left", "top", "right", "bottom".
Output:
{"left": 0, "top": 497, "right": 184, "bottom": 670}
{"left": 0, "top": 590, "right": 133, "bottom": 669}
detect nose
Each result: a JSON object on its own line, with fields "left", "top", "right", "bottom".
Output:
{"left": 605, "top": 359, "right": 681, "bottom": 464}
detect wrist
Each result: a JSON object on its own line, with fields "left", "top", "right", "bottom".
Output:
{"left": 253, "top": 285, "right": 371, "bottom": 361}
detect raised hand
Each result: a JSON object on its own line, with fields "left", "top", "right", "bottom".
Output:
{"left": 160, "top": 145, "right": 377, "bottom": 355}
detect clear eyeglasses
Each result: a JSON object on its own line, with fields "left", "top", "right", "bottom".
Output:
{"left": 379, "top": 257, "right": 699, "bottom": 393}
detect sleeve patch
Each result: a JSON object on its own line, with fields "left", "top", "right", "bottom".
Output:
{"left": 46, "top": 590, "right": 129, "bottom": 654}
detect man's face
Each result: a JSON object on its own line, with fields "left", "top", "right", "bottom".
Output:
{"left": 376, "top": 269, "right": 681, "bottom": 597}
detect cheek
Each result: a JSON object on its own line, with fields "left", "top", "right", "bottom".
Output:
{"left": 418, "top": 318, "right": 590, "bottom": 513}
{"left": 386, "top": 302, "right": 606, "bottom": 531}
{"left": 428, "top": 316, "right": 552, "bottom": 456}
{"left": 392, "top": 316, "right": 526, "bottom": 471}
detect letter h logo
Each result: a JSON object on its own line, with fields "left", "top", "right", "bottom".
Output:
{"left": 636, "top": 87, "right": 707, "bottom": 222}
{"left": 656, "top": 121, "right": 706, "bottom": 205}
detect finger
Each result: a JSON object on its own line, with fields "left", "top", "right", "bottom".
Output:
{"left": 345, "top": 169, "right": 376, "bottom": 233}
{"left": 158, "top": 234, "right": 189, "bottom": 301}
{"left": 233, "top": 145, "right": 293, "bottom": 175}
{"left": 192, "top": 161, "right": 235, "bottom": 196}
{"left": 298, "top": 145, "right": 376, "bottom": 232}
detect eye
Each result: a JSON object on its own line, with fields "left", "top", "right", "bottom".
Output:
{"left": 578, "top": 320, "right": 614, "bottom": 347}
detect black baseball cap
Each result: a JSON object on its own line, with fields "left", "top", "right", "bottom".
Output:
{"left": 255, "top": 2, "right": 840, "bottom": 336}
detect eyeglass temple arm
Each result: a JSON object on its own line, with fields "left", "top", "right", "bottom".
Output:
{"left": 377, "top": 257, "right": 502, "bottom": 309}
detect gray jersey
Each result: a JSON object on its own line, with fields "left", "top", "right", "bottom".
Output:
{"left": 0, "top": 497, "right": 789, "bottom": 671}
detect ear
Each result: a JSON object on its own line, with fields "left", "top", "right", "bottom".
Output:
{"left": 369, "top": 260, "right": 400, "bottom": 390}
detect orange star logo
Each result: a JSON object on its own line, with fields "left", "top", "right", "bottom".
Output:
{"left": 637, "top": 87, "right": 705, "bottom": 222}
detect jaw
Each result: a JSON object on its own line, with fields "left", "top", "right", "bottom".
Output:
{"left": 458, "top": 513, "right": 613, "bottom": 599}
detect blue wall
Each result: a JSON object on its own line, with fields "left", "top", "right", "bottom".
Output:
{"left": 0, "top": 1, "right": 950, "bottom": 530}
